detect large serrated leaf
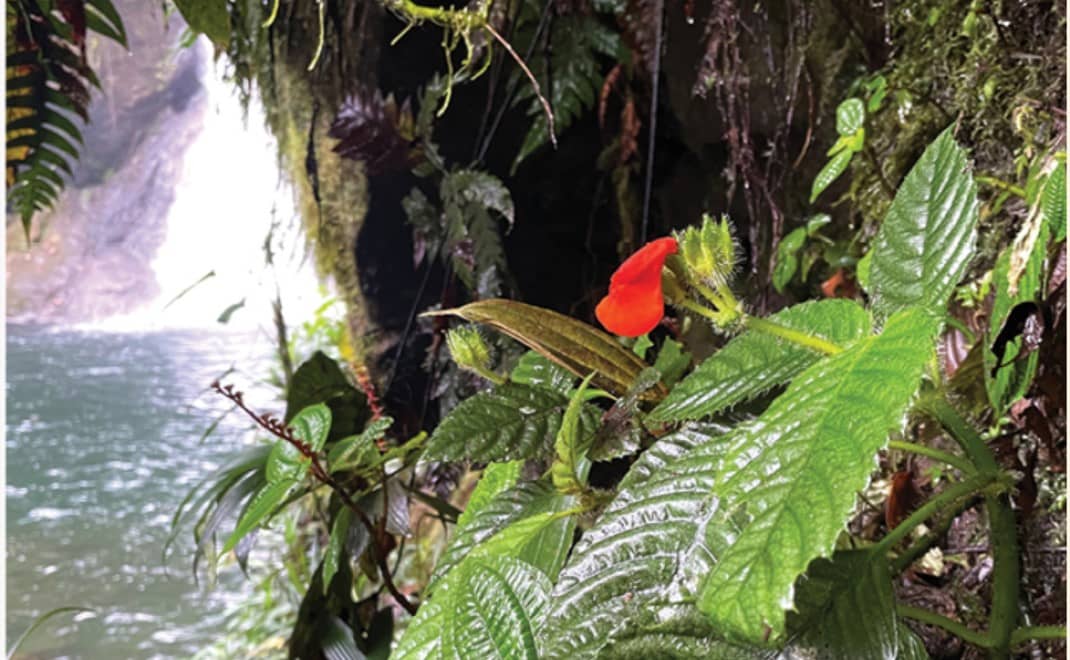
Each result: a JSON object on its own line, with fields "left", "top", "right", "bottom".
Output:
{"left": 395, "top": 556, "right": 552, "bottom": 660}
{"left": 428, "top": 480, "right": 576, "bottom": 595}
{"left": 424, "top": 382, "right": 599, "bottom": 461}
{"left": 426, "top": 299, "right": 665, "bottom": 400}
{"left": 870, "top": 127, "right": 979, "bottom": 320}
{"left": 545, "top": 310, "right": 935, "bottom": 652}
{"left": 695, "top": 308, "right": 935, "bottom": 642}
{"left": 649, "top": 300, "right": 872, "bottom": 422}
{"left": 542, "top": 426, "right": 750, "bottom": 659}
{"left": 781, "top": 551, "right": 926, "bottom": 660}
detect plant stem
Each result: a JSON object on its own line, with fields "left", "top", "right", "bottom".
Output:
{"left": 897, "top": 604, "right": 993, "bottom": 649}
{"left": 872, "top": 471, "right": 1000, "bottom": 557}
{"left": 891, "top": 493, "right": 978, "bottom": 573}
{"left": 743, "top": 315, "right": 843, "bottom": 355}
{"left": 921, "top": 394, "right": 1020, "bottom": 659}
{"left": 887, "top": 440, "right": 976, "bottom": 475}
{"left": 1010, "top": 626, "right": 1067, "bottom": 647}
{"left": 976, "top": 175, "right": 1026, "bottom": 198}
{"left": 677, "top": 298, "right": 723, "bottom": 323}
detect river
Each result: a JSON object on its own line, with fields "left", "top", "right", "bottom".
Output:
{"left": 6, "top": 324, "right": 283, "bottom": 658}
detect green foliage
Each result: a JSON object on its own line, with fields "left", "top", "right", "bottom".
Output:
{"left": 395, "top": 556, "right": 552, "bottom": 660}
{"left": 429, "top": 299, "right": 665, "bottom": 400}
{"left": 423, "top": 382, "right": 599, "bottom": 461}
{"left": 772, "top": 214, "right": 832, "bottom": 293}
{"left": 511, "top": 15, "right": 620, "bottom": 172}
{"left": 810, "top": 97, "right": 866, "bottom": 202}
{"left": 786, "top": 552, "right": 928, "bottom": 659}
{"left": 550, "top": 373, "right": 596, "bottom": 494}
{"left": 510, "top": 351, "right": 576, "bottom": 394}
{"left": 1043, "top": 162, "right": 1066, "bottom": 241}
{"left": 984, "top": 222, "right": 1050, "bottom": 414}
{"left": 869, "top": 126, "right": 979, "bottom": 320}
{"left": 649, "top": 299, "right": 872, "bottom": 422}
{"left": 6, "top": 0, "right": 126, "bottom": 236}
{"left": 172, "top": 0, "right": 231, "bottom": 46}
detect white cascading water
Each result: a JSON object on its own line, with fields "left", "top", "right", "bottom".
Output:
{"left": 95, "top": 56, "right": 323, "bottom": 332}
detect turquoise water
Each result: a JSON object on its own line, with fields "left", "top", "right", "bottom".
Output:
{"left": 6, "top": 324, "right": 277, "bottom": 658}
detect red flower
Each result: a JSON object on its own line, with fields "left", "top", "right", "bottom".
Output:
{"left": 595, "top": 237, "right": 679, "bottom": 337}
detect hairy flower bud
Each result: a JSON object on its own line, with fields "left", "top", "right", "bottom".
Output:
{"left": 675, "top": 214, "right": 738, "bottom": 288}
{"left": 445, "top": 326, "right": 492, "bottom": 374}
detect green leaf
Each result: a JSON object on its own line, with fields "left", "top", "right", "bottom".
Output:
{"left": 548, "top": 310, "right": 936, "bottom": 650}
{"left": 424, "top": 382, "right": 600, "bottom": 461}
{"left": 510, "top": 351, "right": 576, "bottom": 395}
{"left": 984, "top": 223, "right": 1049, "bottom": 414}
{"left": 321, "top": 615, "right": 365, "bottom": 660}
{"left": 1043, "top": 163, "right": 1066, "bottom": 242}
{"left": 322, "top": 508, "right": 352, "bottom": 595}
{"left": 427, "top": 299, "right": 666, "bottom": 400}
{"left": 7, "top": 606, "right": 96, "bottom": 660}
{"left": 542, "top": 427, "right": 750, "bottom": 659}
{"left": 588, "top": 367, "right": 662, "bottom": 461}
{"left": 428, "top": 480, "right": 576, "bottom": 595}
{"left": 836, "top": 98, "right": 865, "bottom": 136}
{"left": 551, "top": 373, "right": 596, "bottom": 494}
{"left": 695, "top": 308, "right": 937, "bottom": 642}
{"left": 216, "top": 298, "right": 245, "bottom": 324}
{"left": 648, "top": 299, "right": 872, "bottom": 422}
{"left": 173, "top": 0, "right": 231, "bottom": 47}
{"left": 265, "top": 440, "right": 307, "bottom": 484}
{"left": 395, "top": 556, "right": 552, "bottom": 660}
{"left": 291, "top": 403, "right": 332, "bottom": 452}
{"left": 869, "top": 127, "right": 979, "bottom": 320}
{"left": 328, "top": 417, "right": 393, "bottom": 473}
{"left": 286, "top": 352, "right": 369, "bottom": 441}
{"left": 652, "top": 338, "right": 691, "bottom": 388}
{"left": 785, "top": 551, "right": 926, "bottom": 659}
{"left": 221, "top": 479, "right": 297, "bottom": 554}
{"left": 810, "top": 149, "right": 853, "bottom": 203}
{"left": 460, "top": 461, "right": 523, "bottom": 527}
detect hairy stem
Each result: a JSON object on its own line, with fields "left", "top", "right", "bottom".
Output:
{"left": 744, "top": 315, "right": 843, "bottom": 355}
{"left": 1010, "top": 626, "right": 1067, "bottom": 647}
{"left": 887, "top": 440, "right": 976, "bottom": 475}
{"left": 921, "top": 394, "right": 1020, "bottom": 659}
{"left": 897, "top": 604, "right": 992, "bottom": 649}
{"left": 872, "top": 471, "right": 1000, "bottom": 557}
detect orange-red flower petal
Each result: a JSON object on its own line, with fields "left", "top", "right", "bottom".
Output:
{"left": 595, "top": 237, "right": 678, "bottom": 337}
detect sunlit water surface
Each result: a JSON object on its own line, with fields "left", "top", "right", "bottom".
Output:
{"left": 6, "top": 324, "right": 280, "bottom": 658}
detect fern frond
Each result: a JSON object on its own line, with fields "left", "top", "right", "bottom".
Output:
{"left": 6, "top": 0, "right": 126, "bottom": 239}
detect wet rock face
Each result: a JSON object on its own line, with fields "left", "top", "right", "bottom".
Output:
{"left": 6, "top": 1, "right": 208, "bottom": 324}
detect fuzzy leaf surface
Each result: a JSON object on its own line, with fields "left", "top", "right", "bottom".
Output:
{"left": 869, "top": 127, "right": 978, "bottom": 320}
{"left": 781, "top": 551, "right": 927, "bottom": 660}
{"left": 545, "top": 310, "right": 934, "bottom": 651}
{"left": 394, "top": 556, "right": 552, "bottom": 660}
{"left": 428, "top": 480, "right": 576, "bottom": 595}
{"left": 424, "top": 382, "right": 599, "bottom": 461}
{"left": 649, "top": 300, "right": 871, "bottom": 422}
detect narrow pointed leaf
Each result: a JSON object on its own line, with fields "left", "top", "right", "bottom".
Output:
{"left": 426, "top": 299, "right": 666, "bottom": 400}
{"left": 551, "top": 373, "right": 596, "bottom": 493}
{"left": 221, "top": 479, "right": 297, "bottom": 554}
{"left": 870, "top": 127, "right": 979, "bottom": 319}
{"left": 322, "top": 508, "right": 352, "bottom": 595}
{"left": 1043, "top": 163, "right": 1065, "bottom": 242}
